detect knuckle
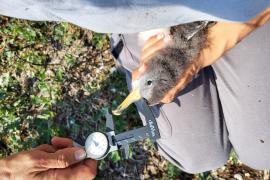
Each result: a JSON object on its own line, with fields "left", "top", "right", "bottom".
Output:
{"left": 56, "top": 153, "right": 69, "bottom": 168}
{"left": 36, "top": 158, "right": 49, "bottom": 168}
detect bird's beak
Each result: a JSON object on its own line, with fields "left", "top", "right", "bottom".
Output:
{"left": 112, "top": 88, "right": 142, "bottom": 115}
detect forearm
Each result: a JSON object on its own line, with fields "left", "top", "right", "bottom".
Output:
{"left": 0, "top": 159, "right": 11, "bottom": 179}
{"left": 201, "top": 7, "right": 270, "bottom": 68}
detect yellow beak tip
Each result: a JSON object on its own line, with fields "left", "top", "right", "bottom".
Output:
{"left": 111, "top": 89, "right": 141, "bottom": 116}
{"left": 112, "top": 110, "right": 121, "bottom": 116}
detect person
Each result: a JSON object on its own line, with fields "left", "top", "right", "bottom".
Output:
{"left": 0, "top": 137, "right": 97, "bottom": 180}
{"left": 112, "top": 8, "right": 270, "bottom": 173}
{"left": 0, "top": 0, "right": 270, "bottom": 176}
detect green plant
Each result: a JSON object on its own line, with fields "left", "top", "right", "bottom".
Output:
{"left": 92, "top": 32, "right": 108, "bottom": 49}
{"left": 167, "top": 162, "right": 182, "bottom": 179}
{"left": 230, "top": 149, "right": 238, "bottom": 165}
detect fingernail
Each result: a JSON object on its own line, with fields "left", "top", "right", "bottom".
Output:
{"left": 164, "top": 35, "right": 172, "bottom": 42}
{"left": 156, "top": 33, "right": 164, "bottom": 40}
{"left": 74, "top": 149, "right": 86, "bottom": 160}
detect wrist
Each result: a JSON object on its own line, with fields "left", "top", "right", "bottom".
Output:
{"left": 0, "top": 159, "right": 11, "bottom": 179}
{"left": 201, "top": 7, "right": 270, "bottom": 68}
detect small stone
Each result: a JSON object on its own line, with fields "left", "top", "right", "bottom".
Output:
{"left": 147, "top": 165, "right": 157, "bottom": 175}
{"left": 143, "top": 173, "right": 150, "bottom": 179}
{"left": 234, "top": 174, "right": 243, "bottom": 180}
{"left": 220, "top": 166, "right": 226, "bottom": 171}
{"left": 158, "top": 161, "right": 167, "bottom": 169}
{"left": 152, "top": 158, "right": 159, "bottom": 166}
{"left": 211, "top": 170, "right": 218, "bottom": 177}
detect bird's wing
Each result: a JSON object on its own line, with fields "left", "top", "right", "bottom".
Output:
{"left": 185, "top": 21, "right": 211, "bottom": 40}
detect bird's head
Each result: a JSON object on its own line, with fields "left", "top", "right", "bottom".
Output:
{"left": 112, "top": 53, "right": 176, "bottom": 115}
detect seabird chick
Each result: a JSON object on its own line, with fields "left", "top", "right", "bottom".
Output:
{"left": 113, "top": 21, "right": 215, "bottom": 115}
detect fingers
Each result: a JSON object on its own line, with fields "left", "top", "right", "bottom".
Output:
{"left": 35, "top": 144, "right": 57, "bottom": 153}
{"left": 35, "top": 157, "right": 97, "bottom": 179}
{"left": 48, "top": 159, "right": 97, "bottom": 179}
{"left": 84, "top": 159, "right": 98, "bottom": 176}
{"left": 45, "top": 161, "right": 97, "bottom": 180}
{"left": 161, "top": 61, "right": 202, "bottom": 104}
{"left": 64, "top": 160, "right": 97, "bottom": 179}
{"left": 51, "top": 136, "right": 73, "bottom": 149}
{"left": 43, "top": 147, "right": 86, "bottom": 169}
{"left": 161, "top": 88, "right": 179, "bottom": 104}
{"left": 132, "top": 63, "right": 147, "bottom": 81}
{"left": 141, "top": 34, "right": 172, "bottom": 64}
{"left": 132, "top": 33, "right": 172, "bottom": 82}
{"left": 141, "top": 33, "right": 165, "bottom": 52}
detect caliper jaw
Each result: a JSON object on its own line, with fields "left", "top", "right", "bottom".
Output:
{"left": 80, "top": 100, "right": 160, "bottom": 160}
{"left": 105, "top": 109, "right": 130, "bottom": 160}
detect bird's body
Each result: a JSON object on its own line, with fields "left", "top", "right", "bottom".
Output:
{"left": 113, "top": 21, "right": 214, "bottom": 115}
{"left": 136, "top": 21, "right": 213, "bottom": 105}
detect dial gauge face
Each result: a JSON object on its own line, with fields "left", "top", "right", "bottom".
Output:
{"left": 85, "top": 132, "right": 109, "bottom": 159}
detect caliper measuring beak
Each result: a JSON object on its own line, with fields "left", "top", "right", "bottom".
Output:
{"left": 75, "top": 100, "right": 161, "bottom": 160}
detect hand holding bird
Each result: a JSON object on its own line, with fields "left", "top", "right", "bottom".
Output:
{"left": 113, "top": 21, "right": 213, "bottom": 115}
{"left": 113, "top": 19, "right": 265, "bottom": 115}
{"left": 132, "top": 32, "right": 204, "bottom": 104}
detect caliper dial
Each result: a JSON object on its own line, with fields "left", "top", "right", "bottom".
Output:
{"left": 85, "top": 132, "right": 109, "bottom": 159}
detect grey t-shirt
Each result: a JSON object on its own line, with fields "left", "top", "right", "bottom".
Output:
{"left": 0, "top": 1, "right": 269, "bottom": 33}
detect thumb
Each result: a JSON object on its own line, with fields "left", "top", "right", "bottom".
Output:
{"left": 45, "top": 147, "right": 86, "bottom": 169}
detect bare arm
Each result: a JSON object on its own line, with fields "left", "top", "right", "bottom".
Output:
{"left": 133, "top": 7, "right": 270, "bottom": 103}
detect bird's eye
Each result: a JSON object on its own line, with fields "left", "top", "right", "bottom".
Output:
{"left": 147, "top": 80, "right": 152, "bottom": 86}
